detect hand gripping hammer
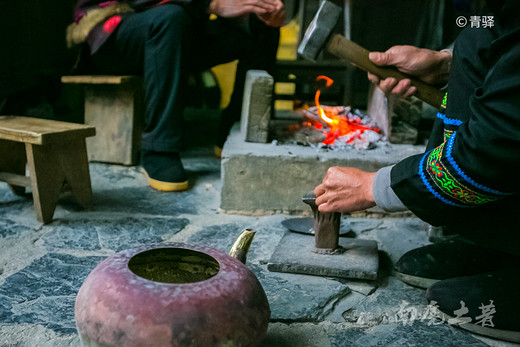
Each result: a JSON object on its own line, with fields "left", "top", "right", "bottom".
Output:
{"left": 297, "top": 0, "right": 443, "bottom": 108}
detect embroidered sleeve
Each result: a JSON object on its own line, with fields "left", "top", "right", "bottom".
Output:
{"left": 419, "top": 132, "right": 511, "bottom": 208}
{"left": 389, "top": 36, "right": 520, "bottom": 226}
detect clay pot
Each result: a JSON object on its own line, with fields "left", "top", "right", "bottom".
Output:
{"left": 75, "top": 230, "right": 270, "bottom": 347}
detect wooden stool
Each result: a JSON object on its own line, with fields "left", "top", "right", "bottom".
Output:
{"left": 61, "top": 75, "right": 144, "bottom": 166}
{"left": 0, "top": 116, "right": 96, "bottom": 223}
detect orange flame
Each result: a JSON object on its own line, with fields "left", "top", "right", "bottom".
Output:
{"left": 313, "top": 75, "right": 379, "bottom": 145}
{"left": 316, "top": 75, "right": 333, "bottom": 87}
{"left": 315, "top": 75, "right": 335, "bottom": 124}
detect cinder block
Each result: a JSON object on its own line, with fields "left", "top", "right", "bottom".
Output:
{"left": 220, "top": 125, "right": 425, "bottom": 214}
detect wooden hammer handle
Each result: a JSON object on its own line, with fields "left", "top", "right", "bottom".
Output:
{"left": 326, "top": 34, "right": 443, "bottom": 108}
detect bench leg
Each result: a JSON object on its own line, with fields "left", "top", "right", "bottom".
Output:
{"left": 60, "top": 139, "right": 93, "bottom": 209}
{"left": 0, "top": 140, "right": 27, "bottom": 195}
{"left": 26, "top": 140, "right": 93, "bottom": 224}
{"left": 26, "top": 143, "right": 64, "bottom": 223}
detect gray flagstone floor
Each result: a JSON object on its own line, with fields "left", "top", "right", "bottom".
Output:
{"left": 0, "top": 118, "right": 515, "bottom": 346}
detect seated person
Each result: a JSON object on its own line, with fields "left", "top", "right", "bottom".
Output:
{"left": 68, "top": 0, "right": 286, "bottom": 191}
{"left": 314, "top": 0, "right": 520, "bottom": 341}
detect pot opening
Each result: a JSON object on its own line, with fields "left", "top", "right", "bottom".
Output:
{"left": 128, "top": 248, "right": 220, "bottom": 283}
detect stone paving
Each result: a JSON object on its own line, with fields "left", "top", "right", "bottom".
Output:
{"left": 0, "top": 144, "right": 516, "bottom": 346}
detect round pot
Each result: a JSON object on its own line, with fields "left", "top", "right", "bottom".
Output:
{"left": 75, "top": 242, "right": 270, "bottom": 347}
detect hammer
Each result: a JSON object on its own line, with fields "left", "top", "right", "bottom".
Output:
{"left": 297, "top": 0, "right": 443, "bottom": 109}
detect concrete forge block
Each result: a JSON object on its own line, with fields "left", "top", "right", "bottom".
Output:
{"left": 240, "top": 70, "right": 273, "bottom": 143}
{"left": 220, "top": 126, "right": 425, "bottom": 214}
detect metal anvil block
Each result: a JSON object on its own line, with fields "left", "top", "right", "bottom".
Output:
{"left": 302, "top": 192, "right": 340, "bottom": 253}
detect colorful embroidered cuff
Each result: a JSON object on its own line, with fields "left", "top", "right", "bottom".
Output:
{"left": 420, "top": 135, "right": 510, "bottom": 207}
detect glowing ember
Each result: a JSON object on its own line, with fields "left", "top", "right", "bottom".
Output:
{"left": 307, "top": 75, "right": 380, "bottom": 146}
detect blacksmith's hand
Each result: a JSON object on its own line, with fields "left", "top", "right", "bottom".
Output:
{"left": 314, "top": 167, "right": 376, "bottom": 214}
{"left": 209, "top": 0, "right": 279, "bottom": 18}
{"left": 367, "top": 45, "right": 452, "bottom": 99}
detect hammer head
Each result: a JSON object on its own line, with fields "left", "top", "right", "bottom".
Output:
{"left": 297, "top": 0, "right": 342, "bottom": 61}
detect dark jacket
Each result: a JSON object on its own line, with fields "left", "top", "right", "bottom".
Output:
{"left": 390, "top": 0, "right": 520, "bottom": 254}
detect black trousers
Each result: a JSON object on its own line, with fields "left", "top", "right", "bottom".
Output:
{"left": 90, "top": 4, "right": 279, "bottom": 152}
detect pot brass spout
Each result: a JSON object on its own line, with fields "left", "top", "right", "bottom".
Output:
{"left": 229, "top": 229, "right": 256, "bottom": 264}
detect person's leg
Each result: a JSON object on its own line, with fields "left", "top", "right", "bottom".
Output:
{"left": 91, "top": 5, "right": 193, "bottom": 190}
{"left": 426, "top": 265, "right": 520, "bottom": 343}
{"left": 189, "top": 16, "right": 280, "bottom": 150}
{"left": 394, "top": 236, "right": 518, "bottom": 289}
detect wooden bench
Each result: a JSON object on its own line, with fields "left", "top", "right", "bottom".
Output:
{"left": 61, "top": 75, "right": 144, "bottom": 166}
{"left": 0, "top": 116, "right": 96, "bottom": 223}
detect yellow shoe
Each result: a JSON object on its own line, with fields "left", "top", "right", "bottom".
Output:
{"left": 142, "top": 168, "right": 188, "bottom": 192}
{"left": 141, "top": 150, "right": 188, "bottom": 192}
{"left": 214, "top": 145, "right": 222, "bottom": 159}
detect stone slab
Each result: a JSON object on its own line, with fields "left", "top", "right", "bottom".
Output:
{"left": 240, "top": 70, "right": 273, "bottom": 143}
{"left": 221, "top": 125, "right": 424, "bottom": 213}
{"left": 0, "top": 253, "right": 104, "bottom": 334}
{"left": 267, "top": 232, "right": 379, "bottom": 280}
{"left": 346, "top": 280, "right": 378, "bottom": 296}
{"left": 39, "top": 216, "right": 189, "bottom": 252}
{"left": 327, "top": 321, "right": 490, "bottom": 347}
